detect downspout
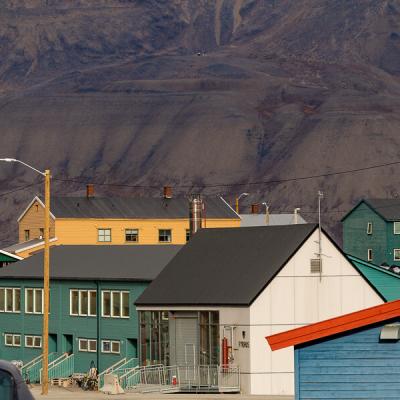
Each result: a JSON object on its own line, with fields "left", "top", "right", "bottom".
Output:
{"left": 96, "top": 281, "right": 100, "bottom": 371}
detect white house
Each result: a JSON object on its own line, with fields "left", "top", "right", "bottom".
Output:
{"left": 135, "top": 224, "right": 384, "bottom": 395}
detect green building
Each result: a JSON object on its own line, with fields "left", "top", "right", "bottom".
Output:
{"left": 0, "top": 245, "right": 181, "bottom": 375}
{"left": 0, "top": 250, "right": 22, "bottom": 268}
{"left": 342, "top": 199, "right": 400, "bottom": 266}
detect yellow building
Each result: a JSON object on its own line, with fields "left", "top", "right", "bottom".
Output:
{"left": 8, "top": 188, "right": 240, "bottom": 258}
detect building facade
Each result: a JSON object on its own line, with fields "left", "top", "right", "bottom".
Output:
{"left": 136, "top": 224, "right": 384, "bottom": 395}
{"left": 267, "top": 300, "right": 400, "bottom": 400}
{"left": 12, "top": 189, "right": 239, "bottom": 258}
{"left": 342, "top": 199, "right": 400, "bottom": 266}
{"left": 0, "top": 245, "right": 181, "bottom": 373}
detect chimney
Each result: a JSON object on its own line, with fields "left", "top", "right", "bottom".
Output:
{"left": 189, "top": 194, "right": 203, "bottom": 237}
{"left": 86, "top": 184, "right": 95, "bottom": 199}
{"left": 251, "top": 203, "right": 260, "bottom": 214}
{"left": 294, "top": 208, "right": 301, "bottom": 224}
{"left": 163, "top": 186, "right": 173, "bottom": 199}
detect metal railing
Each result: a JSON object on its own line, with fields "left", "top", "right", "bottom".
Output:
{"left": 124, "top": 364, "right": 240, "bottom": 393}
{"left": 41, "top": 354, "right": 74, "bottom": 382}
{"left": 23, "top": 353, "right": 59, "bottom": 383}
{"left": 98, "top": 358, "right": 127, "bottom": 388}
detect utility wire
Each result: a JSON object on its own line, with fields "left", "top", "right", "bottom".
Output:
{"left": 0, "top": 182, "right": 41, "bottom": 198}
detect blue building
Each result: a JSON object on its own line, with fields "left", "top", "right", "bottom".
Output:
{"left": 267, "top": 299, "right": 400, "bottom": 399}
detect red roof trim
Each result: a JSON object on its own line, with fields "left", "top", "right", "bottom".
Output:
{"left": 266, "top": 299, "right": 400, "bottom": 351}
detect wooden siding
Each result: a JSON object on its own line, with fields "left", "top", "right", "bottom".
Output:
{"left": 295, "top": 321, "right": 400, "bottom": 399}
{"left": 0, "top": 279, "right": 147, "bottom": 373}
{"left": 18, "top": 200, "right": 55, "bottom": 242}
{"left": 54, "top": 218, "right": 240, "bottom": 245}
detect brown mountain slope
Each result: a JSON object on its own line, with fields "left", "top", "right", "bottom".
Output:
{"left": 1, "top": 0, "right": 400, "bottom": 245}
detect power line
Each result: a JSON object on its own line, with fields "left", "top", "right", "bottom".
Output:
{"left": 53, "top": 159, "right": 400, "bottom": 190}
{"left": 0, "top": 182, "right": 41, "bottom": 198}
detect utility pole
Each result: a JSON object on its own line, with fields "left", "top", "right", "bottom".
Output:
{"left": 318, "top": 191, "right": 324, "bottom": 279}
{"left": 42, "top": 169, "right": 50, "bottom": 395}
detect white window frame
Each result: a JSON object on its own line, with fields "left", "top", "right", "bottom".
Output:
{"left": 102, "top": 290, "right": 129, "bottom": 319}
{"left": 78, "top": 338, "right": 96, "bottom": 352}
{"left": 394, "top": 222, "right": 400, "bottom": 235}
{"left": 0, "top": 288, "right": 21, "bottom": 313}
{"left": 367, "top": 222, "right": 372, "bottom": 235}
{"left": 101, "top": 340, "right": 120, "bottom": 354}
{"left": 367, "top": 249, "right": 373, "bottom": 261}
{"left": 394, "top": 249, "right": 400, "bottom": 261}
{"left": 98, "top": 228, "right": 112, "bottom": 242}
{"left": 5, "top": 334, "right": 21, "bottom": 347}
{"left": 158, "top": 229, "right": 172, "bottom": 243}
{"left": 70, "top": 290, "right": 97, "bottom": 317}
{"left": 25, "top": 335, "right": 42, "bottom": 348}
{"left": 125, "top": 229, "right": 139, "bottom": 243}
{"left": 25, "top": 288, "right": 44, "bottom": 314}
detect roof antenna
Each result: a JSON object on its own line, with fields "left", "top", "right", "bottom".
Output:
{"left": 318, "top": 191, "right": 324, "bottom": 280}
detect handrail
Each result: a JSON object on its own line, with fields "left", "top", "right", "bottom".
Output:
{"left": 48, "top": 353, "right": 68, "bottom": 368}
{"left": 22, "top": 354, "right": 43, "bottom": 372}
{"left": 99, "top": 357, "right": 126, "bottom": 376}
{"left": 41, "top": 354, "right": 74, "bottom": 383}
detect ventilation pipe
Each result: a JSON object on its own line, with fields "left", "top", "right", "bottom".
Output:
{"left": 86, "top": 184, "right": 95, "bottom": 198}
{"left": 189, "top": 194, "right": 203, "bottom": 237}
{"left": 163, "top": 186, "right": 173, "bottom": 199}
{"left": 294, "top": 208, "right": 301, "bottom": 224}
{"left": 251, "top": 203, "right": 260, "bottom": 214}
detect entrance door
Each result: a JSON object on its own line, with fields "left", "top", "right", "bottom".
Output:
{"left": 63, "top": 335, "right": 73, "bottom": 354}
{"left": 49, "top": 334, "right": 57, "bottom": 353}
{"left": 126, "top": 339, "right": 137, "bottom": 359}
{"left": 174, "top": 317, "right": 198, "bottom": 366}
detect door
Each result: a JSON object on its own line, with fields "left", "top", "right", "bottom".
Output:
{"left": 63, "top": 335, "right": 73, "bottom": 354}
{"left": 174, "top": 317, "right": 198, "bottom": 365}
{"left": 126, "top": 339, "right": 137, "bottom": 359}
{"left": 49, "top": 334, "right": 57, "bottom": 353}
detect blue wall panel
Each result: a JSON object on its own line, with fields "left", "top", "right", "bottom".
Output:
{"left": 296, "top": 320, "right": 400, "bottom": 399}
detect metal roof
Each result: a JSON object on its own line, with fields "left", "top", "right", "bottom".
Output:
{"left": 0, "top": 245, "right": 182, "bottom": 281}
{"left": 40, "top": 196, "right": 239, "bottom": 219}
{"left": 3, "top": 238, "right": 58, "bottom": 255}
{"left": 266, "top": 299, "right": 400, "bottom": 351}
{"left": 240, "top": 213, "right": 306, "bottom": 227}
{"left": 135, "top": 224, "right": 318, "bottom": 307}
{"left": 347, "top": 254, "right": 400, "bottom": 302}
{"left": 342, "top": 198, "right": 400, "bottom": 221}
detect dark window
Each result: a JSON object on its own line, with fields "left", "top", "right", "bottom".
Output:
{"left": 159, "top": 229, "right": 172, "bottom": 243}
{"left": 24, "top": 230, "right": 30, "bottom": 241}
{"left": 186, "top": 229, "right": 190, "bottom": 242}
{"left": 125, "top": 229, "right": 139, "bottom": 243}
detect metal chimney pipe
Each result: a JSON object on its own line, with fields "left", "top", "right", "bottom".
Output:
{"left": 189, "top": 194, "right": 203, "bottom": 237}
{"left": 294, "top": 208, "right": 301, "bottom": 224}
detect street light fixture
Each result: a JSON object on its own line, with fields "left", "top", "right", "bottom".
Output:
{"left": 0, "top": 158, "right": 51, "bottom": 395}
{"left": 262, "top": 202, "right": 270, "bottom": 225}
{"left": 235, "top": 192, "right": 249, "bottom": 214}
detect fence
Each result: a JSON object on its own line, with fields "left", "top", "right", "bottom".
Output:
{"left": 98, "top": 358, "right": 127, "bottom": 388}
{"left": 124, "top": 364, "right": 240, "bottom": 393}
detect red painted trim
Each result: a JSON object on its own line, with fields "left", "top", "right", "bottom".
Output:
{"left": 266, "top": 299, "right": 400, "bottom": 351}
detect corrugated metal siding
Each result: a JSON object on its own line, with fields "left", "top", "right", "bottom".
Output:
{"left": 296, "top": 321, "right": 400, "bottom": 399}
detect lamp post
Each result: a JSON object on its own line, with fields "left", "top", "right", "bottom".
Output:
{"left": 235, "top": 192, "right": 249, "bottom": 214}
{"left": 0, "top": 158, "right": 50, "bottom": 395}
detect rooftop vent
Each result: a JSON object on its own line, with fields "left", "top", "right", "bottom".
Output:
{"left": 251, "top": 204, "right": 260, "bottom": 214}
{"left": 163, "top": 186, "right": 173, "bottom": 199}
{"left": 380, "top": 324, "right": 400, "bottom": 340}
{"left": 86, "top": 184, "right": 94, "bottom": 199}
{"left": 310, "top": 258, "right": 322, "bottom": 274}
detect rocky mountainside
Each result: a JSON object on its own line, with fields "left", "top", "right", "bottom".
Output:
{"left": 1, "top": 0, "right": 400, "bottom": 245}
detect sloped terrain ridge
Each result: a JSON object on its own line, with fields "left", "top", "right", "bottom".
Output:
{"left": 1, "top": 0, "right": 400, "bottom": 245}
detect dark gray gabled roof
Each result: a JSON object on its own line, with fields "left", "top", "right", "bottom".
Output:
{"left": 0, "top": 245, "right": 182, "bottom": 282}
{"left": 47, "top": 196, "right": 238, "bottom": 219}
{"left": 136, "top": 224, "right": 318, "bottom": 307}
{"left": 342, "top": 199, "right": 400, "bottom": 222}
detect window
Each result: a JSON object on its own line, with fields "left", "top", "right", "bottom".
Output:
{"left": 5, "top": 334, "right": 21, "bottom": 347}
{"left": 368, "top": 249, "right": 373, "bottom": 261}
{"left": 25, "top": 335, "right": 42, "bottom": 348}
{"left": 102, "top": 291, "right": 129, "bottom": 318}
{"left": 39, "top": 228, "right": 44, "bottom": 238}
{"left": 367, "top": 222, "right": 372, "bottom": 235}
{"left": 78, "top": 338, "right": 97, "bottom": 353}
{"left": 159, "top": 229, "right": 172, "bottom": 243}
{"left": 25, "top": 288, "right": 43, "bottom": 314}
{"left": 125, "top": 229, "right": 139, "bottom": 243}
{"left": 24, "top": 230, "right": 30, "bottom": 241}
{"left": 186, "top": 229, "right": 190, "bottom": 242}
{"left": 0, "top": 288, "right": 20, "bottom": 313}
{"left": 98, "top": 228, "right": 111, "bottom": 242}
{"left": 394, "top": 222, "right": 400, "bottom": 235}
{"left": 70, "top": 290, "right": 96, "bottom": 317}
{"left": 101, "top": 340, "right": 120, "bottom": 354}
{"left": 394, "top": 249, "right": 400, "bottom": 261}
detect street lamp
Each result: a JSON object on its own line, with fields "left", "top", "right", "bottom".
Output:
{"left": 0, "top": 158, "right": 51, "bottom": 395}
{"left": 262, "top": 202, "right": 269, "bottom": 225}
{"left": 235, "top": 192, "right": 249, "bottom": 214}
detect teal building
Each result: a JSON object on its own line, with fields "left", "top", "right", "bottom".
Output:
{"left": 342, "top": 199, "right": 400, "bottom": 266}
{"left": 0, "top": 250, "right": 22, "bottom": 268}
{"left": 0, "top": 245, "right": 181, "bottom": 375}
